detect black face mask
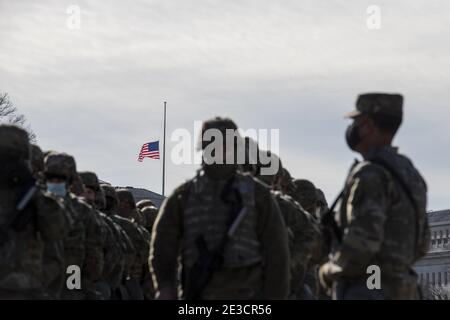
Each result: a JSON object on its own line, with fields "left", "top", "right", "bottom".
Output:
{"left": 345, "top": 122, "right": 362, "bottom": 151}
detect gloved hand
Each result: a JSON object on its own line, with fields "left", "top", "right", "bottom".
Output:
{"left": 319, "top": 261, "right": 342, "bottom": 296}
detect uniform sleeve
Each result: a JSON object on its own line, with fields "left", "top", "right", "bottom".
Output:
{"left": 256, "top": 185, "right": 290, "bottom": 299}
{"left": 291, "top": 202, "right": 320, "bottom": 268}
{"left": 149, "top": 189, "right": 183, "bottom": 296}
{"left": 332, "top": 165, "right": 388, "bottom": 278}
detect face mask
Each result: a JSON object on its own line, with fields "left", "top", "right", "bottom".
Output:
{"left": 345, "top": 122, "right": 362, "bottom": 151}
{"left": 46, "top": 182, "right": 67, "bottom": 198}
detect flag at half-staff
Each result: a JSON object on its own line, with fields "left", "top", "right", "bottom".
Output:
{"left": 137, "top": 141, "right": 160, "bottom": 161}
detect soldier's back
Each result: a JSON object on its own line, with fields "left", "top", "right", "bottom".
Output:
{"left": 0, "top": 189, "right": 66, "bottom": 299}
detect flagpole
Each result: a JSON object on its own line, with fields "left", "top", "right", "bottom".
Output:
{"left": 162, "top": 101, "right": 167, "bottom": 196}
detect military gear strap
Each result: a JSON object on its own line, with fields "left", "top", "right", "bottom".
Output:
{"left": 369, "top": 156, "right": 421, "bottom": 254}
{"left": 321, "top": 160, "right": 360, "bottom": 245}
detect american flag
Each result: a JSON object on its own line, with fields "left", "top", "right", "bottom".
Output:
{"left": 138, "top": 141, "right": 160, "bottom": 162}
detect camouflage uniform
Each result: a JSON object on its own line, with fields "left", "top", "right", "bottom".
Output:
{"left": 291, "top": 179, "right": 325, "bottom": 299}
{"left": 114, "top": 189, "right": 149, "bottom": 300}
{"left": 134, "top": 226, "right": 151, "bottom": 299}
{"left": 150, "top": 117, "right": 289, "bottom": 300}
{"left": 79, "top": 172, "right": 119, "bottom": 300}
{"left": 30, "top": 145, "right": 69, "bottom": 300}
{"left": 273, "top": 190, "right": 319, "bottom": 299}
{"left": 125, "top": 200, "right": 153, "bottom": 300}
{"left": 320, "top": 93, "right": 430, "bottom": 300}
{"left": 253, "top": 154, "right": 320, "bottom": 299}
{"left": 101, "top": 184, "right": 135, "bottom": 299}
{"left": 0, "top": 125, "right": 67, "bottom": 299}
{"left": 94, "top": 187, "right": 128, "bottom": 300}
{"left": 140, "top": 205, "right": 159, "bottom": 299}
{"left": 44, "top": 153, "right": 92, "bottom": 299}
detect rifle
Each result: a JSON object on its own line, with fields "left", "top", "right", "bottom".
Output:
{"left": 184, "top": 206, "right": 249, "bottom": 300}
{"left": 0, "top": 181, "right": 38, "bottom": 236}
{"left": 321, "top": 190, "right": 344, "bottom": 250}
{"left": 12, "top": 182, "right": 38, "bottom": 231}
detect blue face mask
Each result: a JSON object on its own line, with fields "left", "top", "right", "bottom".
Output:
{"left": 46, "top": 182, "right": 67, "bottom": 198}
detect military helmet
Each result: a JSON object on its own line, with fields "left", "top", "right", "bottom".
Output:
{"left": 116, "top": 189, "right": 136, "bottom": 209}
{"left": 0, "top": 124, "right": 30, "bottom": 159}
{"left": 137, "top": 199, "right": 155, "bottom": 210}
{"left": 44, "top": 151, "right": 77, "bottom": 181}
{"left": 345, "top": 93, "right": 403, "bottom": 120}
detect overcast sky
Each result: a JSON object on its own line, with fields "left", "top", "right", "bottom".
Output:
{"left": 1, "top": 0, "right": 449, "bottom": 210}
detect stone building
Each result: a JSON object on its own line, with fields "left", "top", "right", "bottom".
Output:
{"left": 414, "top": 209, "right": 450, "bottom": 300}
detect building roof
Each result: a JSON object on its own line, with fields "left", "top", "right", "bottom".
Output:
{"left": 98, "top": 177, "right": 165, "bottom": 208}
{"left": 428, "top": 210, "right": 450, "bottom": 224}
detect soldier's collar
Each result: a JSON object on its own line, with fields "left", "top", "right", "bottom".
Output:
{"left": 364, "top": 145, "right": 398, "bottom": 160}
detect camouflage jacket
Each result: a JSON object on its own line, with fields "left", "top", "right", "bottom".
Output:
{"left": 112, "top": 215, "right": 145, "bottom": 279}
{"left": 0, "top": 189, "right": 66, "bottom": 299}
{"left": 65, "top": 196, "right": 106, "bottom": 293}
{"left": 271, "top": 190, "right": 321, "bottom": 293}
{"left": 98, "top": 212, "right": 123, "bottom": 284}
{"left": 329, "top": 146, "right": 430, "bottom": 284}
{"left": 150, "top": 171, "right": 290, "bottom": 300}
